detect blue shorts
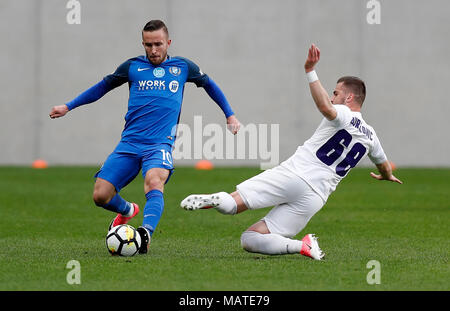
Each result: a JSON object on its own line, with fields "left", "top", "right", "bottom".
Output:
{"left": 95, "top": 141, "right": 174, "bottom": 192}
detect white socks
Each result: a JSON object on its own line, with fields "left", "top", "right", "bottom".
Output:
{"left": 214, "top": 192, "right": 237, "bottom": 215}
{"left": 123, "top": 202, "right": 134, "bottom": 217}
{"left": 240, "top": 230, "right": 302, "bottom": 255}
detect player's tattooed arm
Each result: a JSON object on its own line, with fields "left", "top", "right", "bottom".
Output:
{"left": 304, "top": 44, "right": 337, "bottom": 121}
{"left": 370, "top": 161, "right": 403, "bottom": 184}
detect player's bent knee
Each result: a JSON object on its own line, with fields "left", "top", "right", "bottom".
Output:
{"left": 246, "top": 220, "right": 270, "bottom": 234}
{"left": 92, "top": 193, "right": 107, "bottom": 207}
{"left": 93, "top": 178, "right": 116, "bottom": 207}
{"left": 92, "top": 189, "right": 114, "bottom": 207}
{"left": 240, "top": 230, "right": 261, "bottom": 253}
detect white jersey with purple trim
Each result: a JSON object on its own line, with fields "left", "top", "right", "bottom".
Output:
{"left": 280, "top": 104, "right": 387, "bottom": 201}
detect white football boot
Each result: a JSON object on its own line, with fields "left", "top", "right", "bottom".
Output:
{"left": 180, "top": 194, "right": 220, "bottom": 211}
{"left": 300, "top": 234, "right": 325, "bottom": 260}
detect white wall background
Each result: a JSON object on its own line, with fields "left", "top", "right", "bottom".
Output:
{"left": 0, "top": 0, "right": 448, "bottom": 167}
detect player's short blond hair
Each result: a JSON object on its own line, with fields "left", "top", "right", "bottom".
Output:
{"left": 337, "top": 76, "right": 366, "bottom": 106}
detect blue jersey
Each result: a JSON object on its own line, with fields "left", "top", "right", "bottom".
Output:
{"left": 106, "top": 55, "right": 209, "bottom": 145}
{"left": 66, "top": 55, "right": 234, "bottom": 146}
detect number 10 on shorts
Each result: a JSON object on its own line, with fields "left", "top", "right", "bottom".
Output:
{"left": 161, "top": 149, "right": 173, "bottom": 167}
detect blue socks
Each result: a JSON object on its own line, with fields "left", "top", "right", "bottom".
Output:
{"left": 102, "top": 193, "right": 132, "bottom": 216}
{"left": 98, "top": 190, "right": 164, "bottom": 236}
{"left": 142, "top": 189, "right": 164, "bottom": 236}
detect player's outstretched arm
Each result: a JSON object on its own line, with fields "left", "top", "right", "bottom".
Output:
{"left": 203, "top": 77, "right": 240, "bottom": 135}
{"left": 49, "top": 104, "right": 69, "bottom": 119}
{"left": 304, "top": 44, "right": 337, "bottom": 121}
{"left": 370, "top": 161, "right": 403, "bottom": 184}
{"left": 49, "top": 79, "right": 115, "bottom": 120}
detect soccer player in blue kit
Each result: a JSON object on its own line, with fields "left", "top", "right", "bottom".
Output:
{"left": 49, "top": 20, "right": 241, "bottom": 254}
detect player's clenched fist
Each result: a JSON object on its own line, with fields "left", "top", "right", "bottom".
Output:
{"left": 49, "top": 104, "right": 69, "bottom": 119}
{"left": 226, "top": 115, "right": 241, "bottom": 135}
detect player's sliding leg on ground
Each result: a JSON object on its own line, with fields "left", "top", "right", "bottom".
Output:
{"left": 92, "top": 178, "right": 139, "bottom": 230}
{"left": 240, "top": 221, "right": 324, "bottom": 260}
{"left": 241, "top": 227, "right": 302, "bottom": 254}
{"left": 137, "top": 168, "right": 170, "bottom": 254}
{"left": 240, "top": 220, "right": 302, "bottom": 254}
{"left": 238, "top": 188, "right": 324, "bottom": 260}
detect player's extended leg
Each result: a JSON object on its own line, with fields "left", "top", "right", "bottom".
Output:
{"left": 181, "top": 165, "right": 306, "bottom": 214}
{"left": 180, "top": 191, "right": 247, "bottom": 214}
{"left": 137, "top": 167, "right": 170, "bottom": 254}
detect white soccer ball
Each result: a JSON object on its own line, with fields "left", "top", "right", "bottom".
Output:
{"left": 105, "top": 224, "right": 141, "bottom": 257}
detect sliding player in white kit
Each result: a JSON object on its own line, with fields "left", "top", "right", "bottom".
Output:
{"left": 180, "top": 44, "right": 403, "bottom": 260}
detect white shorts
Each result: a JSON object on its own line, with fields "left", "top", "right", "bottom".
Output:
{"left": 236, "top": 165, "right": 325, "bottom": 238}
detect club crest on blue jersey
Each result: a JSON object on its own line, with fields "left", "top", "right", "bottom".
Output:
{"left": 169, "top": 66, "right": 181, "bottom": 76}
{"left": 169, "top": 80, "right": 179, "bottom": 93}
{"left": 153, "top": 67, "right": 165, "bottom": 78}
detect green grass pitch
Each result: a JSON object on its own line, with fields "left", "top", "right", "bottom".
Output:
{"left": 0, "top": 166, "right": 448, "bottom": 291}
